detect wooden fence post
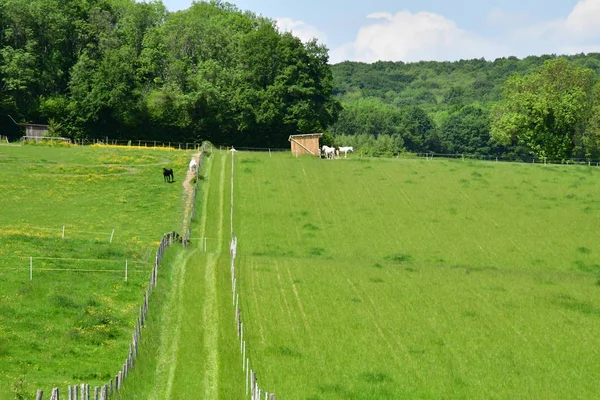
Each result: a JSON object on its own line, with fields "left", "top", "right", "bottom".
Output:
{"left": 32, "top": 231, "right": 186, "bottom": 400}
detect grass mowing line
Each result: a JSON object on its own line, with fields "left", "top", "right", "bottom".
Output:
{"left": 149, "top": 247, "right": 197, "bottom": 400}
{"left": 201, "top": 152, "right": 227, "bottom": 399}
{"left": 250, "top": 258, "right": 267, "bottom": 343}
{"left": 343, "top": 275, "right": 410, "bottom": 358}
{"left": 151, "top": 154, "right": 213, "bottom": 400}
{"left": 286, "top": 267, "right": 311, "bottom": 332}
{"left": 274, "top": 261, "right": 297, "bottom": 338}
{"left": 163, "top": 248, "right": 200, "bottom": 400}
{"left": 381, "top": 166, "right": 455, "bottom": 261}
{"left": 370, "top": 166, "right": 424, "bottom": 258}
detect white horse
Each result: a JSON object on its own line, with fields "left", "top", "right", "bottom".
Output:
{"left": 321, "top": 145, "right": 336, "bottom": 159}
{"left": 189, "top": 158, "right": 197, "bottom": 171}
{"left": 338, "top": 146, "right": 354, "bottom": 158}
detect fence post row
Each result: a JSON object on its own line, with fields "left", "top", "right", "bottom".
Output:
{"left": 35, "top": 229, "right": 183, "bottom": 399}
{"left": 35, "top": 144, "right": 206, "bottom": 398}
{"left": 229, "top": 151, "right": 275, "bottom": 398}
{"left": 35, "top": 144, "right": 212, "bottom": 398}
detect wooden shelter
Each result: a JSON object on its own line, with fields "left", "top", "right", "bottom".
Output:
{"left": 7, "top": 116, "right": 50, "bottom": 141}
{"left": 288, "top": 133, "right": 322, "bottom": 156}
{"left": 19, "top": 123, "right": 49, "bottom": 140}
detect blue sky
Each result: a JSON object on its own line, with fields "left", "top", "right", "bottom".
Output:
{"left": 157, "top": 0, "right": 600, "bottom": 63}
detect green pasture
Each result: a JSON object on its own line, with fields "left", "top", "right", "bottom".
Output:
{"left": 234, "top": 153, "right": 600, "bottom": 399}
{"left": 0, "top": 144, "right": 191, "bottom": 398}
{"left": 118, "top": 149, "right": 245, "bottom": 400}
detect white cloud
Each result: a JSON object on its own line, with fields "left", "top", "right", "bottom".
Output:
{"left": 565, "top": 0, "right": 600, "bottom": 38}
{"left": 330, "top": 11, "right": 503, "bottom": 63}
{"left": 276, "top": 17, "right": 327, "bottom": 44}
{"left": 330, "top": 0, "right": 600, "bottom": 63}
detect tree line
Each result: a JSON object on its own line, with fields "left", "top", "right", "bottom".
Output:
{"left": 0, "top": 0, "right": 339, "bottom": 147}
{"left": 2, "top": 0, "right": 600, "bottom": 160}
{"left": 330, "top": 55, "right": 600, "bottom": 161}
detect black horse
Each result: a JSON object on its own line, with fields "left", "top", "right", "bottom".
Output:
{"left": 163, "top": 168, "right": 174, "bottom": 183}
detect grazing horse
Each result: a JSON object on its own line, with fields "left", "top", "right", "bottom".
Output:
{"left": 338, "top": 146, "right": 354, "bottom": 158}
{"left": 163, "top": 168, "right": 174, "bottom": 183}
{"left": 189, "top": 159, "right": 197, "bottom": 171}
{"left": 321, "top": 145, "right": 336, "bottom": 159}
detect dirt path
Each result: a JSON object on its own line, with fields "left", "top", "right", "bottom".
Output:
{"left": 181, "top": 152, "right": 202, "bottom": 235}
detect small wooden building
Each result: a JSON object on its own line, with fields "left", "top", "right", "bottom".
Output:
{"left": 289, "top": 133, "right": 322, "bottom": 156}
{"left": 19, "top": 123, "right": 49, "bottom": 141}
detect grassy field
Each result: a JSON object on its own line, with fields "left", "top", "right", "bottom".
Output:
{"left": 234, "top": 153, "right": 600, "bottom": 399}
{"left": 3, "top": 145, "right": 600, "bottom": 399}
{"left": 118, "top": 149, "right": 245, "bottom": 400}
{"left": 0, "top": 144, "right": 191, "bottom": 398}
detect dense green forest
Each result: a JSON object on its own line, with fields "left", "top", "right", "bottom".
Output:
{"left": 2, "top": 0, "right": 600, "bottom": 160}
{"left": 0, "top": 0, "right": 339, "bottom": 147}
{"left": 330, "top": 54, "right": 600, "bottom": 160}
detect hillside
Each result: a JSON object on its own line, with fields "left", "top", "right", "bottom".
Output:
{"left": 331, "top": 53, "right": 600, "bottom": 113}
{"left": 328, "top": 54, "right": 600, "bottom": 159}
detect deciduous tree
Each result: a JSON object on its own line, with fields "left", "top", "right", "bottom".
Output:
{"left": 491, "top": 58, "right": 596, "bottom": 160}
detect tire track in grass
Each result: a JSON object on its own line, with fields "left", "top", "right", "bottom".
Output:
{"left": 150, "top": 152, "right": 225, "bottom": 400}
{"left": 150, "top": 154, "right": 211, "bottom": 400}
{"left": 286, "top": 267, "right": 311, "bottom": 332}
{"left": 201, "top": 152, "right": 227, "bottom": 399}
{"left": 151, "top": 247, "right": 198, "bottom": 400}
{"left": 382, "top": 167, "right": 460, "bottom": 262}
{"left": 341, "top": 270, "right": 430, "bottom": 389}
{"left": 275, "top": 261, "right": 297, "bottom": 338}
{"left": 250, "top": 258, "right": 266, "bottom": 344}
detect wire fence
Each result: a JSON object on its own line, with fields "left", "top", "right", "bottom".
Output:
{"left": 86, "top": 138, "right": 203, "bottom": 151}
{"left": 347, "top": 149, "right": 600, "bottom": 167}
{"left": 0, "top": 256, "right": 149, "bottom": 281}
{"left": 228, "top": 150, "right": 276, "bottom": 400}
{"left": 0, "top": 225, "right": 164, "bottom": 242}
{"left": 35, "top": 231, "right": 182, "bottom": 400}
{"left": 7, "top": 135, "right": 203, "bottom": 151}
{"left": 33, "top": 143, "right": 209, "bottom": 399}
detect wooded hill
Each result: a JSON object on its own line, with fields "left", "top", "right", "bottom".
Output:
{"left": 0, "top": 0, "right": 339, "bottom": 147}
{"left": 329, "top": 54, "right": 600, "bottom": 160}
{"left": 2, "top": 0, "right": 600, "bottom": 160}
{"left": 332, "top": 54, "right": 600, "bottom": 111}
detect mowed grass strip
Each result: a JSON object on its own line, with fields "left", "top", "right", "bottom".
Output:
{"left": 118, "top": 150, "right": 245, "bottom": 399}
{"left": 235, "top": 152, "right": 600, "bottom": 399}
{"left": 0, "top": 145, "right": 190, "bottom": 397}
